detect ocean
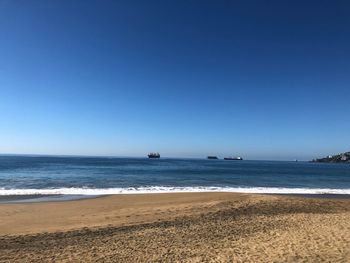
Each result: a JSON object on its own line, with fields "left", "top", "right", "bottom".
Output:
{"left": 0, "top": 155, "right": 350, "bottom": 201}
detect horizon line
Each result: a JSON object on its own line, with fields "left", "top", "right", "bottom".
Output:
{"left": 0, "top": 152, "right": 309, "bottom": 162}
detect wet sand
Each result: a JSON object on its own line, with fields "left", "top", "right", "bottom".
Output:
{"left": 0, "top": 193, "right": 349, "bottom": 262}
{"left": 0, "top": 194, "right": 99, "bottom": 203}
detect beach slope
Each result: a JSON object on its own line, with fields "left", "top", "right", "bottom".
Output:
{"left": 0, "top": 193, "right": 349, "bottom": 262}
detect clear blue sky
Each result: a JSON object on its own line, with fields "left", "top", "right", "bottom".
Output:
{"left": 1, "top": 0, "right": 349, "bottom": 160}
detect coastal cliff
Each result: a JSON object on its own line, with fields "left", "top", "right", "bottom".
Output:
{"left": 312, "top": 152, "right": 350, "bottom": 163}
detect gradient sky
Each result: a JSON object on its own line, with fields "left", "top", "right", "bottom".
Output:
{"left": 1, "top": 0, "right": 350, "bottom": 160}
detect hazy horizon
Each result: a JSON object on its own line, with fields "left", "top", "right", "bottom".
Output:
{"left": 0, "top": 151, "right": 347, "bottom": 162}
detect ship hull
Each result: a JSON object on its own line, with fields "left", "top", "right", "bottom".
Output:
{"left": 148, "top": 155, "right": 160, "bottom": 158}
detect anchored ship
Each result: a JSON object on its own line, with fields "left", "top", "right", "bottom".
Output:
{"left": 207, "top": 156, "right": 218, "bottom": 159}
{"left": 148, "top": 152, "right": 160, "bottom": 158}
{"left": 224, "top": 156, "right": 243, "bottom": 160}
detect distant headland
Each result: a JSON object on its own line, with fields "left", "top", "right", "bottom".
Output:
{"left": 312, "top": 151, "right": 350, "bottom": 163}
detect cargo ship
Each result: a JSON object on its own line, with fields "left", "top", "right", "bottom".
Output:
{"left": 148, "top": 152, "right": 160, "bottom": 158}
{"left": 224, "top": 156, "right": 243, "bottom": 160}
{"left": 207, "top": 156, "right": 218, "bottom": 159}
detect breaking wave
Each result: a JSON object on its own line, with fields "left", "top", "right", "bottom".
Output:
{"left": 1, "top": 186, "right": 350, "bottom": 195}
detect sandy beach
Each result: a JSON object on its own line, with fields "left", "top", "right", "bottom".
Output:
{"left": 0, "top": 193, "right": 349, "bottom": 262}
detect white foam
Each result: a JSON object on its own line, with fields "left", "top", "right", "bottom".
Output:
{"left": 0, "top": 186, "right": 350, "bottom": 195}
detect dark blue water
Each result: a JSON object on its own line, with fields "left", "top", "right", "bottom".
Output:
{"left": 0, "top": 155, "right": 350, "bottom": 195}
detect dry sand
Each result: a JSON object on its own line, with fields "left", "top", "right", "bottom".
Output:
{"left": 0, "top": 193, "right": 349, "bottom": 262}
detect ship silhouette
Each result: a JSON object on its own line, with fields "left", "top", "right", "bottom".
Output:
{"left": 148, "top": 152, "right": 160, "bottom": 158}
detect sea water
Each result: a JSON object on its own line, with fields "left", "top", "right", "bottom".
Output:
{"left": 0, "top": 156, "right": 350, "bottom": 198}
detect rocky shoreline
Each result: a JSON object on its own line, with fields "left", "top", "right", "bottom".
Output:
{"left": 312, "top": 151, "right": 350, "bottom": 163}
